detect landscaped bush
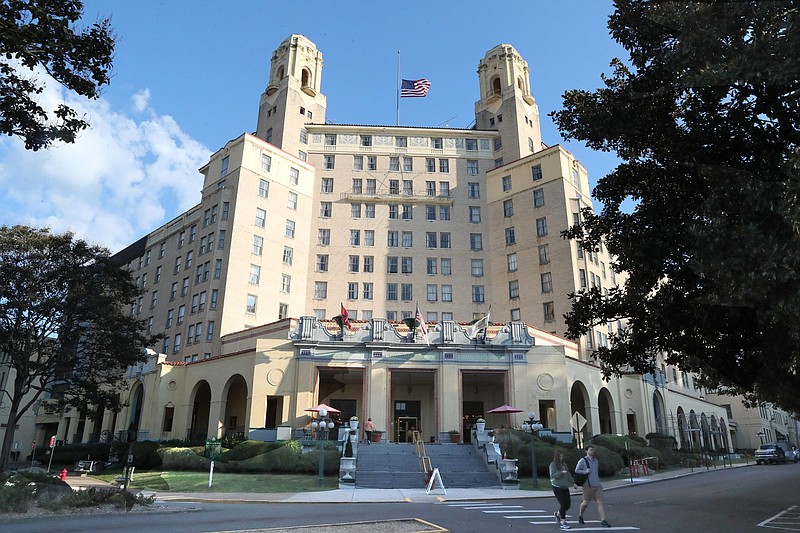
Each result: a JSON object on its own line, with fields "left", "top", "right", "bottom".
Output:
{"left": 218, "top": 440, "right": 277, "bottom": 461}
{"left": 0, "top": 484, "right": 34, "bottom": 512}
{"left": 47, "top": 443, "right": 110, "bottom": 465}
{"left": 157, "top": 447, "right": 211, "bottom": 470}
{"left": 297, "top": 446, "right": 341, "bottom": 475}
{"left": 646, "top": 433, "right": 678, "bottom": 450}
{"left": 130, "top": 441, "right": 162, "bottom": 468}
{"left": 225, "top": 443, "right": 303, "bottom": 473}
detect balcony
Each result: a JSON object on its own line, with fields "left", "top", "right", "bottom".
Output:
{"left": 340, "top": 190, "right": 452, "bottom": 205}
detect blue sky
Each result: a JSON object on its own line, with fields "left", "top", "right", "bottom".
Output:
{"left": 0, "top": 1, "right": 624, "bottom": 252}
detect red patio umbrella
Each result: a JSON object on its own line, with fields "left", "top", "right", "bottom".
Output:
{"left": 304, "top": 403, "right": 342, "bottom": 414}
{"left": 487, "top": 404, "right": 524, "bottom": 414}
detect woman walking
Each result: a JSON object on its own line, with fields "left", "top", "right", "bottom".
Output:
{"left": 549, "top": 449, "right": 574, "bottom": 530}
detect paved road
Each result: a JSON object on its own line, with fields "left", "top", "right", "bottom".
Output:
{"left": 5, "top": 462, "right": 799, "bottom": 532}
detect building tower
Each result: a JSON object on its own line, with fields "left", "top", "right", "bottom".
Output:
{"left": 256, "top": 34, "right": 327, "bottom": 154}
{"left": 474, "top": 44, "right": 543, "bottom": 162}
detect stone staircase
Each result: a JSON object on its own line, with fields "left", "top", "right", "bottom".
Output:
{"left": 354, "top": 443, "right": 499, "bottom": 489}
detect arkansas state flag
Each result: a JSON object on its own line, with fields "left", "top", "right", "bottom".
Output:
{"left": 340, "top": 303, "right": 352, "bottom": 330}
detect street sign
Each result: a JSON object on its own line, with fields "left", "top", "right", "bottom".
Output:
{"left": 570, "top": 411, "right": 587, "bottom": 432}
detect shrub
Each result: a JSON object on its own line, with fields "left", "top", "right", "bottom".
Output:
{"left": 0, "top": 485, "right": 34, "bottom": 513}
{"left": 221, "top": 433, "right": 246, "bottom": 449}
{"left": 298, "top": 446, "right": 341, "bottom": 475}
{"left": 157, "top": 447, "right": 211, "bottom": 470}
{"left": 218, "top": 440, "right": 276, "bottom": 462}
{"left": 130, "top": 441, "right": 162, "bottom": 468}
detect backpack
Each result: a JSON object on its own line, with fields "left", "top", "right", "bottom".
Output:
{"left": 574, "top": 457, "right": 589, "bottom": 486}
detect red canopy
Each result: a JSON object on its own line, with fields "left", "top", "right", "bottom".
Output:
{"left": 304, "top": 403, "right": 341, "bottom": 414}
{"left": 487, "top": 404, "right": 524, "bottom": 414}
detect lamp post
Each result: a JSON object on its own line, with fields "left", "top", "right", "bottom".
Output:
{"left": 521, "top": 411, "right": 543, "bottom": 489}
{"left": 312, "top": 408, "right": 335, "bottom": 487}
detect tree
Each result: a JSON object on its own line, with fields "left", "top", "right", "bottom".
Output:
{"left": 551, "top": 1, "right": 800, "bottom": 412}
{"left": 0, "top": 226, "right": 158, "bottom": 472}
{"left": 0, "top": 0, "right": 115, "bottom": 150}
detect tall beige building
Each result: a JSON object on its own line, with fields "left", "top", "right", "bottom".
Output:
{"left": 11, "top": 35, "right": 743, "bottom": 453}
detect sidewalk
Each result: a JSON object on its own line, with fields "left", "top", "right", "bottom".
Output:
{"left": 65, "top": 461, "right": 751, "bottom": 504}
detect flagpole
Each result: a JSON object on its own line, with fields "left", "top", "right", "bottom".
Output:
{"left": 396, "top": 50, "right": 400, "bottom": 126}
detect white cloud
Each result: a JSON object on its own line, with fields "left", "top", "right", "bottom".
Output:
{"left": 0, "top": 68, "right": 210, "bottom": 252}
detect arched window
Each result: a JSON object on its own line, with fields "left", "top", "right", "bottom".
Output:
{"left": 517, "top": 77, "right": 524, "bottom": 90}
{"left": 277, "top": 65, "right": 285, "bottom": 80}
{"left": 302, "top": 68, "right": 312, "bottom": 88}
{"left": 491, "top": 77, "right": 501, "bottom": 95}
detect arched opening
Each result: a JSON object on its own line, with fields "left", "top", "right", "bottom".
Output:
{"left": 570, "top": 381, "right": 592, "bottom": 441}
{"left": 189, "top": 380, "right": 212, "bottom": 441}
{"left": 517, "top": 77, "right": 524, "bottom": 90}
{"left": 700, "top": 413, "right": 711, "bottom": 451}
{"left": 277, "top": 65, "right": 285, "bottom": 80}
{"left": 491, "top": 76, "right": 501, "bottom": 95}
{"left": 689, "top": 410, "right": 701, "bottom": 450}
{"left": 127, "top": 382, "right": 145, "bottom": 440}
{"left": 653, "top": 390, "right": 666, "bottom": 434}
{"left": 597, "top": 388, "right": 616, "bottom": 435}
{"left": 301, "top": 68, "right": 311, "bottom": 88}
{"left": 677, "top": 407, "right": 688, "bottom": 449}
{"left": 222, "top": 374, "right": 249, "bottom": 439}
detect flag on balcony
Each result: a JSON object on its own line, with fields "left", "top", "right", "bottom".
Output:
{"left": 415, "top": 303, "right": 429, "bottom": 345}
{"left": 467, "top": 304, "right": 492, "bottom": 339}
{"left": 340, "top": 302, "right": 352, "bottom": 330}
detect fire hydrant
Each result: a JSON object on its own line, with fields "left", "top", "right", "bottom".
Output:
{"left": 59, "top": 468, "right": 67, "bottom": 481}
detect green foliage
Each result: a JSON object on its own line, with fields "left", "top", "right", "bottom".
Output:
{"left": 157, "top": 447, "right": 211, "bottom": 471}
{"left": 50, "top": 443, "right": 110, "bottom": 464}
{"left": 0, "top": 485, "right": 33, "bottom": 512}
{"left": 221, "top": 433, "right": 247, "bottom": 449}
{"left": 551, "top": 0, "right": 800, "bottom": 413}
{"left": 646, "top": 433, "right": 678, "bottom": 450}
{"left": 0, "top": 1, "right": 116, "bottom": 150}
{"left": 217, "top": 440, "right": 277, "bottom": 462}
{"left": 0, "top": 226, "right": 161, "bottom": 472}
{"left": 129, "top": 441, "right": 162, "bottom": 469}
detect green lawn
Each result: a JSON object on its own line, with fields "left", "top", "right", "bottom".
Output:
{"left": 92, "top": 470, "right": 338, "bottom": 492}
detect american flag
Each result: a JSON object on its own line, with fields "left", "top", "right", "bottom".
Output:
{"left": 340, "top": 302, "right": 352, "bottom": 330}
{"left": 415, "top": 303, "right": 430, "bottom": 345}
{"left": 401, "top": 78, "right": 431, "bottom": 98}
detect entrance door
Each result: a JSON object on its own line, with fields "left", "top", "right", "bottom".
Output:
{"left": 394, "top": 400, "right": 421, "bottom": 442}
{"left": 462, "top": 401, "right": 484, "bottom": 443}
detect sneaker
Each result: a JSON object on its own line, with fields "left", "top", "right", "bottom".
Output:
{"left": 578, "top": 515, "right": 585, "bottom": 524}
{"left": 601, "top": 520, "right": 611, "bottom": 527}
{"left": 560, "top": 524, "right": 572, "bottom": 530}
{"left": 554, "top": 511, "right": 560, "bottom": 524}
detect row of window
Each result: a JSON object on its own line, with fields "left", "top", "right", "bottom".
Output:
{"left": 323, "top": 154, "right": 458, "bottom": 173}
{"left": 161, "top": 319, "right": 215, "bottom": 354}
{"left": 311, "top": 281, "right": 486, "bottom": 303}
{"left": 323, "top": 134, "right": 485, "bottom": 151}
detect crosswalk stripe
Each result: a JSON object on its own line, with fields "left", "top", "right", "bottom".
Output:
{"left": 481, "top": 509, "right": 545, "bottom": 513}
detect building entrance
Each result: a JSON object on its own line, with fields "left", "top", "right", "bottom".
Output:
{"left": 462, "top": 401, "right": 484, "bottom": 443}
{"left": 394, "top": 401, "right": 421, "bottom": 442}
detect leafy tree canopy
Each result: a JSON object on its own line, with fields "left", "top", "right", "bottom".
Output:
{"left": 552, "top": 0, "right": 800, "bottom": 413}
{"left": 0, "top": 0, "right": 115, "bottom": 150}
{"left": 0, "top": 226, "right": 158, "bottom": 471}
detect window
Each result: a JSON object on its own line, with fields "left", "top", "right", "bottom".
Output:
{"left": 314, "top": 282, "right": 328, "bottom": 299}
{"left": 261, "top": 154, "right": 272, "bottom": 172}
{"left": 253, "top": 235, "right": 263, "bottom": 255}
{"left": 472, "top": 285, "right": 485, "bottom": 303}
{"left": 543, "top": 301, "right": 555, "bottom": 322}
{"left": 572, "top": 167, "right": 580, "bottom": 188}
{"left": 351, "top": 178, "right": 363, "bottom": 194}
{"left": 206, "top": 321, "right": 215, "bottom": 342}
{"left": 465, "top": 138, "right": 478, "bottom": 151}
{"left": 214, "top": 259, "right": 222, "bottom": 279}
{"left": 509, "top": 280, "right": 520, "bottom": 299}
{"left": 579, "top": 269, "right": 587, "bottom": 288}
{"left": 363, "top": 179, "right": 376, "bottom": 195}
{"left": 210, "top": 289, "right": 218, "bottom": 310}
{"left": 426, "top": 205, "right": 436, "bottom": 221}
{"left": 300, "top": 129, "right": 308, "bottom": 144}
{"left": 403, "top": 180, "right": 413, "bottom": 196}
{"left": 401, "top": 231, "right": 412, "bottom": 248}
{"left": 395, "top": 136, "right": 407, "bottom": 147}
{"left": 255, "top": 208, "right": 266, "bottom": 228}
{"left": 259, "top": 178, "right": 270, "bottom": 197}
{"left": 170, "top": 282, "right": 177, "bottom": 301}
{"left": 324, "top": 133, "right": 336, "bottom": 146}
{"left": 494, "top": 137, "right": 502, "bottom": 151}
{"left": 541, "top": 272, "right": 553, "bottom": 293}
{"left": 166, "top": 309, "right": 174, "bottom": 328}
{"left": 364, "top": 230, "right": 375, "bottom": 246}
{"left": 538, "top": 244, "right": 550, "bottom": 264}
{"left": 249, "top": 264, "right": 261, "bottom": 285}
{"left": 320, "top": 202, "right": 332, "bottom": 217}
{"left": 349, "top": 255, "right": 360, "bottom": 273}
{"left": 427, "top": 284, "right": 438, "bottom": 302}
{"left": 203, "top": 209, "right": 211, "bottom": 228}
{"left": 470, "top": 233, "right": 482, "bottom": 251}
{"left": 367, "top": 156, "right": 377, "bottom": 170}
{"left": 536, "top": 217, "right": 548, "bottom": 236}
{"left": 440, "top": 205, "right": 450, "bottom": 220}
{"left": 503, "top": 199, "right": 514, "bottom": 217}
{"left": 440, "top": 232, "right": 451, "bottom": 248}
{"left": 439, "top": 159, "right": 449, "bottom": 173}
{"left": 181, "top": 278, "right": 189, "bottom": 296}
{"left": 502, "top": 175, "right": 512, "bottom": 192}
{"left": 199, "top": 236, "right": 208, "bottom": 255}
{"left": 426, "top": 258, "right": 437, "bottom": 274}
{"left": 468, "top": 182, "right": 480, "bottom": 198}
{"left": 469, "top": 206, "right": 481, "bottom": 223}
{"left": 386, "top": 283, "right": 398, "bottom": 300}
{"left": 218, "top": 230, "right": 226, "bottom": 249}
{"left": 505, "top": 227, "right": 516, "bottom": 245}
{"left": 441, "top": 258, "right": 451, "bottom": 275}
{"left": 432, "top": 137, "right": 443, "bottom": 149}
{"left": 533, "top": 188, "right": 545, "bottom": 207}
{"left": 353, "top": 155, "right": 364, "bottom": 170}
{"left": 511, "top": 308, "right": 521, "bottom": 321}
{"left": 471, "top": 259, "right": 483, "bottom": 277}
{"left": 389, "top": 157, "right": 400, "bottom": 171}
{"left": 507, "top": 253, "right": 518, "bottom": 272}
{"left": 220, "top": 156, "right": 229, "bottom": 176}
{"left": 191, "top": 293, "right": 199, "bottom": 313}
{"left": 316, "top": 254, "right": 329, "bottom": 272}
{"left": 285, "top": 219, "right": 295, "bottom": 238}
{"left": 401, "top": 283, "right": 413, "bottom": 301}
{"left": 401, "top": 256, "right": 413, "bottom": 274}
{"left": 185, "top": 250, "right": 193, "bottom": 269}
{"left": 298, "top": 150, "right": 307, "bottom": 161}
{"left": 321, "top": 177, "right": 334, "bottom": 193}
{"left": 318, "top": 229, "right": 330, "bottom": 245}
{"left": 439, "top": 182, "right": 450, "bottom": 197}
{"left": 287, "top": 191, "right": 298, "bottom": 210}
{"left": 266, "top": 128, "right": 273, "bottom": 143}
{"left": 173, "top": 333, "right": 181, "bottom": 353}
{"left": 348, "top": 282, "right": 358, "bottom": 300}
{"left": 177, "top": 305, "right": 185, "bottom": 325}
{"left": 363, "top": 256, "right": 374, "bottom": 272}
{"left": 426, "top": 158, "right": 435, "bottom": 172}
{"left": 532, "top": 164, "right": 543, "bottom": 181}
{"left": 365, "top": 204, "right": 375, "bottom": 218}
{"left": 323, "top": 155, "right": 335, "bottom": 169}
{"left": 495, "top": 158, "right": 503, "bottom": 168}
{"left": 178, "top": 231, "right": 185, "bottom": 249}
{"left": 403, "top": 157, "right": 413, "bottom": 172}
{"left": 389, "top": 180, "right": 399, "bottom": 194}
{"left": 189, "top": 225, "right": 197, "bottom": 242}
{"left": 363, "top": 283, "right": 373, "bottom": 300}
{"left": 198, "top": 291, "right": 207, "bottom": 311}
{"left": 400, "top": 204, "right": 412, "bottom": 220}
{"left": 246, "top": 294, "right": 257, "bottom": 313}
{"left": 426, "top": 232, "right": 437, "bottom": 248}
{"left": 159, "top": 242, "right": 166, "bottom": 259}
{"left": 387, "top": 256, "right": 398, "bottom": 273}
{"left": 283, "top": 246, "right": 293, "bottom": 265}
{"left": 442, "top": 285, "right": 453, "bottom": 302}
{"left": 281, "top": 274, "right": 291, "bottom": 293}
{"left": 360, "top": 134, "right": 372, "bottom": 146}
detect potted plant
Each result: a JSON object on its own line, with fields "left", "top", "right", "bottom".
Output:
{"left": 475, "top": 418, "right": 486, "bottom": 433}
{"left": 349, "top": 416, "right": 359, "bottom": 431}
{"left": 448, "top": 429, "right": 461, "bottom": 443}
{"left": 371, "top": 430, "right": 383, "bottom": 443}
